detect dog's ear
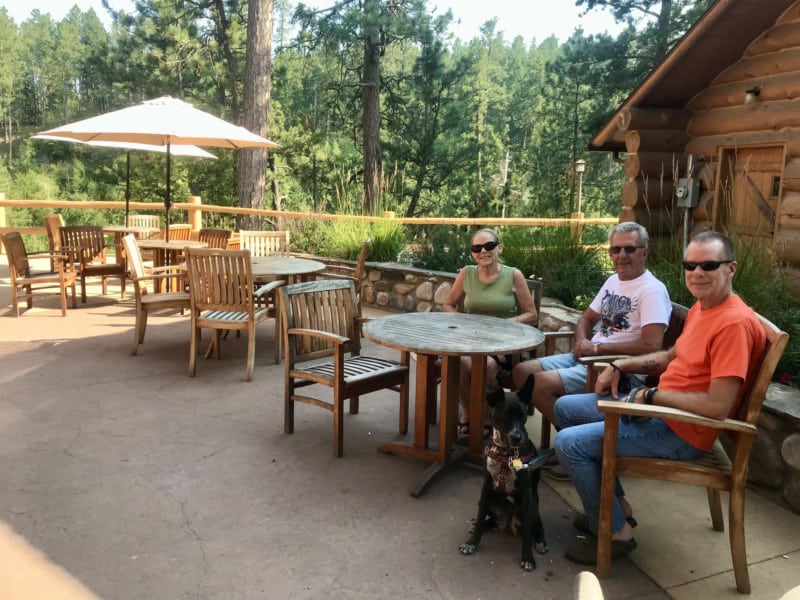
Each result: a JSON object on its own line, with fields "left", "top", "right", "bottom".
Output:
{"left": 517, "top": 374, "right": 535, "bottom": 405}
{"left": 486, "top": 384, "right": 505, "bottom": 407}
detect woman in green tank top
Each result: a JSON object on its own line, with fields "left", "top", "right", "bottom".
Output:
{"left": 442, "top": 228, "right": 538, "bottom": 436}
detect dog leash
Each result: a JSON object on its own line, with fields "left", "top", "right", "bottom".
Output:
{"left": 510, "top": 447, "right": 556, "bottom": 472}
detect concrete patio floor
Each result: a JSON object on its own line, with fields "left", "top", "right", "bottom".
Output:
{"left": 1, "top": 256, "right": 799, "bottom": 599}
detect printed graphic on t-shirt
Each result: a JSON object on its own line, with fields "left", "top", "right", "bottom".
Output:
{"left": 598, "top": 289, "right": 634, "bottom": 337}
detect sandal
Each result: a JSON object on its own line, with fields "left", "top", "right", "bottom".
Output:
{"left": 458, "top": 421, "right": 470, "bottom": 436}
{"left": 573, "top": 513, "right": 638, "bottom": 536}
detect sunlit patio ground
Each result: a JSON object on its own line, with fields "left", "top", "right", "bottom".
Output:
{"left": 1, "top": 254, "right": 799, "bottom": 599}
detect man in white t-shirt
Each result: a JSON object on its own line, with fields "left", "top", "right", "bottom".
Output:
{"left": 511, "top": 222, "right": 672, "bottom": 447}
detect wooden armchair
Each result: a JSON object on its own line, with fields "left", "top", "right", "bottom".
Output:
{"left": 122, "top": 234, "right": 190, "bottom": 356}
{"left": 197, "top": 228, "right": 232, "bottom": 249}
{"left": 59, "top": 225, "right": 126, "bottom": 303}
{"left": 184, "top": 247, "right": 283, "bottom": 381}
{"left": 1, "top": 231, "right": 77, "bottom": 317}
{"left": 127, "top": 214, "right": 161, "bottom": 239}
{"left": 280, "top": 279, "right": 410, "bottom": 457}
{"left": 595, "top": 312, "right": 788, "bottom": 594}
{"left": 239, "top": 230, "right": 290, "bottom": 257}
{"left": 166, "top": 223, "right": 192, "bottom": 241}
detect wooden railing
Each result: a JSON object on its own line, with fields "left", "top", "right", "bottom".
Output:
{"left": 0, "top": 195, "right": 618, "bottom": 246}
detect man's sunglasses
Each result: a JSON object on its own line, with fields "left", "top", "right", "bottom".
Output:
{"left": 470, "top": 241, "right": 499, "bottom": 253}
{"left": 682, "top": 260, "right": 734, "bottom": 271}
{"left": 609, "top": 245, "right": 644, "bottom": 254}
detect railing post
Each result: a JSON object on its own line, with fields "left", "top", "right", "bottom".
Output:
{"left": 570, "top": 211, "right": 585, "bottom": 243}
{"left": 187, "top": 195, "right": 202, "bottom": 235}
{"left": 0, "top": 193, "right": 5, "bottom": 254}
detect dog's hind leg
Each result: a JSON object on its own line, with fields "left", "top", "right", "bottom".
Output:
{"left": 459, "top": 475, "right": 493, "bottom": 557}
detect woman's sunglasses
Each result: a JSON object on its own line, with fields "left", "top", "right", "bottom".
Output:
{"left": 682, "top": 260, "right": 734, "bottom": 271}
{"left": 470, "top": 241, "right": 499, "bottom": 253}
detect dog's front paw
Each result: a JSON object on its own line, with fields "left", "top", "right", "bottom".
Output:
{"left": 459, "top": 542, "right": 477, "bottom": 555}
{"left": 520, "top": 559, "right": 536, "bottom": 571}
{"left": 534, "top": 541, "right": 549, "bottom": 555}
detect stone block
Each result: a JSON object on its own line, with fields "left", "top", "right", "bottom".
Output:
{"left": 434, "top": 282, "right": 452, "bottom": 304}
{"left": 749, "top": 430, "right": 785, "bottom": 489}
{"left": 376, "top": 291, "right": 389, "bottom": 307}
{"left": 416, "top": 281, "right": 434, "bottom": 302}
{"left": 782, "top": 470, "right": 800, "bottom": 513}
{"left": 782, "top": 433, "right": 800, "bottom": 471}
{"left": 417, "top": 301, "right": 433, "bottom": 313}
{"left": 393, "top": 282, "right": 416, "bottom": 296}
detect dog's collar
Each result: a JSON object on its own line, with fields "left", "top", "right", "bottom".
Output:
{"left": 484, "top": 443, "right": 535, "bottom": 472}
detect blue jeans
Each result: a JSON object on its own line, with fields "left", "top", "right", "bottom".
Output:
{"left": 553, "top": 393, "right": 703, "bottom": 535}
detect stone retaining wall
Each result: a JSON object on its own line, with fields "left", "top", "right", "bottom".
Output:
{"left": 330, "top": 257, "right": 800, "bottom": 514}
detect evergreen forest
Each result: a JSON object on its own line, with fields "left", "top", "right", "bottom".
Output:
{"left": 0, "top": 0, "right": 714, "bottom": 220}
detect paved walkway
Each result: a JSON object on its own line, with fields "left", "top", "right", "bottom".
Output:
{"left": 1, "top": 257, "right": 799, "bottom": 599}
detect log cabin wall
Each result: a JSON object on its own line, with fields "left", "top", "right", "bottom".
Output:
{"left": 620, "top": 1, "right": 800, "bottom": 272}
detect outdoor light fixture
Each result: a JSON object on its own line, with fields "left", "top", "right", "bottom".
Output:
{"left": 574, "top": 159, "right": 587, "bottom": 214}
{"left": 745, "top": 85, "right": 761, "bottom": 104}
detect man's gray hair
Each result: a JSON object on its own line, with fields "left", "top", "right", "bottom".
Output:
{"left": 609, "top": 221, "right": 649, "bottom": 248}
{"left": 688, "top": 231, "right": 735, "bottom": 261}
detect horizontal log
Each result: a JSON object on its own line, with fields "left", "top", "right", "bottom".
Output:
{"left": 783, "top": 158, "right": 800, "bottom": 192}
{"left": 691, "top": 72, "right": 800, "bottom": 112}
{"left": 779, "top": 191, "right": 800, "bottom": 217}
{"left": 779, "top": 2, "right": 800, "bottom": 22}
{"left": 623, "top": 152, "right": 687, "bottom": 179}
{"left": 685, "top": 130, "right": 800, "bottom": 158}
{"left": 714, "top": 47, "right": 800, "bottom": 86}
{"left": 746, "top": 22, "right": 800, "bottom": 57}
{"left": 622, "top": 177, "right": 675, "bottom": 208}
{"left": 617, "top": 108, "right": 690, "bottom": 132}
{"left": 625, "top": 129, "right": 690, "bottom": 154}
{"left": 630, "top": 207, "right": 682, "bottom": 237}
{"left": 692, "top": 191, "right": 715, "bottom": 221}
{"left": 697, "top": 162, "right": 717, "bottom": 190}
{"left": 775, "top": 229, "right": 800, "bottom": 264}
{"left": 688, "top": 99, "right": 800, "bottom": 138}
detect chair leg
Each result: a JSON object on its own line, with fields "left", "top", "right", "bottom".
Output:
{"left": 131, "top": 310, "right": 142, "bottom": 356}
{"left": 707, "top": 487, "right": 724, "bottom": 532}
{"left": 59, "top": 280, "right": 68, "bottom": 316}
{"left": 246, "top": 326, "right": 255, "bottom": 381}
{"left": 188, "top": 325, "right": 198, "bottom": 376}
{"left": 399, "top": 352, "right": 410, "bottom": 435}
{"left": 80, "top": 275, "right": 88, "bottom": 303}
{"left": 284, "top": 380, "right": 295, "bottom": 434}
{"left": 540, "top": 416, "right": 552, "bottom": 449}
{"left": 728, "top": 486, "right": 751, "bottom": 594}
{"left": 334, "top": 393, "right": 345, "bottom": 457}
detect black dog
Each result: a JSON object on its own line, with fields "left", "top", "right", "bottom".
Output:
{"left": 458, "top": 374, "right": 551, "bottom": 571}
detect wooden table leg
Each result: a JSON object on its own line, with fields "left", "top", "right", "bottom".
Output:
{"left": 467, "top": 354, "right": 487, "bottom": 461}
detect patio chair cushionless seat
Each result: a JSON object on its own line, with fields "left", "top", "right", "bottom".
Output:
{"left": 2, "top": 231, "right": 77, "bottom": 317}
{"left": 279, "top": 279, "right": 410, "bottom": 457}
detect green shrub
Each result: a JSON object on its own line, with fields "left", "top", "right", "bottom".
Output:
{"left": 407, "top": 226, "right": 473, "bottom": 273}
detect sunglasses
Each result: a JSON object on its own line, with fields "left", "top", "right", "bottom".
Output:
{"left": 682, "top": 260, "right": 734, "bottom": 271}
{"left": 609, "top": 245, "right": 643, "bottom": 254}
{"left": 470, "top": 241, "right": 499, "bottom": 253}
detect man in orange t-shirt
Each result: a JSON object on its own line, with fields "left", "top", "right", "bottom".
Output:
{"left": 552, "top": 231, "right": 766, "bottom": 566}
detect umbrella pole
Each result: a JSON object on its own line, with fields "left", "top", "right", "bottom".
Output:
{"left": 125, "top": 151, "right": 131, "bottom": 227}
{"left": 165, "top": 140, "right": 171, "bottom": 243}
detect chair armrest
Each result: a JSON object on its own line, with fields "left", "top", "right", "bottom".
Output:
{"left": 596, "top": 400, "right": 757, "bottom": 434}
{"left": 579, "top": 354, "right": 631, "bottom": 366}
{"left": 543, "top": 331, "right": 575, "bottom": 341}
{"left": 287, "top": 327, "right": 350, "bottom": 346}
{"left": 254, "top": 280, "right": 284, "bottom": 298}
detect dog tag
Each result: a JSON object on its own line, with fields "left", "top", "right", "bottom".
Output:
{"left": 511, "top": 458, "right": 523, "bottom": 471}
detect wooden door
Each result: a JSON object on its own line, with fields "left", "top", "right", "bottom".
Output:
{"left": 715, "top": 146, "right": 784, "bottom": 242}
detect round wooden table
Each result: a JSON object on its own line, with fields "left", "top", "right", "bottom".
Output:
{"left": 250, "top": 255, "right": 325, "bottom": 282}
{"left": 137, "top": 239, "right": 208, "bottom": 291}
{"left": 363, "top": 312, "right": 544, "bottom": 497}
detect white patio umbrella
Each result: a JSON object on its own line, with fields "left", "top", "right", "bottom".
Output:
{"left": 37, "top": 96, "right": 280, "bottom": 240}
{"left": 32, "top": 134, "right": 217, "bottom": 226}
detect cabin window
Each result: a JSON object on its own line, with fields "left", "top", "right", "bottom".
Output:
{"left": 771, "top": 176, "right": 781, "bottom": 197}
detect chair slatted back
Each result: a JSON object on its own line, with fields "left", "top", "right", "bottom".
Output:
{"left": 737, "top": 314, "right": 788, "bottom": 425}
{"left": 59, "top": 226, "right": 108, "bottom": 264}
{"left": 4, "top": 231, "right": 32, "bottom": 278}
{"left": 168, "top": 224, "right": 192, "bottom": 241}
{"left": 281, "top": 279, "right": 360, "bottom": 362}
{"left": 127, "top": 215, "right": 161, "bottom": 229}
{"left": 44, "top": 213, "right": 65, "bottom": 252}
{"left": 122, "top": 235, "right": 148, "bottom": 295}
{"left": 239, "top": 230, "right": 290, "bottom": 257}
{"left": 198, "top": 228, "right": 232, "bottom": 249}
{"left": 185, "top": 248, "right": 256, "bottom": 316}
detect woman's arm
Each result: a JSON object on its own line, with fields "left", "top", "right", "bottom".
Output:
{"left": 442, "top": 269, "right": 466, "bottom": 312}
{"left": 510, "top": 269, "right": 537, "bottom": 324}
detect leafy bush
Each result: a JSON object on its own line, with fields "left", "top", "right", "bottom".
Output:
{"left": 290, "top": 217, "right": 407, "bottom": 262}
{"left": 648, "top": 235, "right": 800, "bottom": 387}
{"left": 407, "top": 226, "right": 473, "bottom": 273}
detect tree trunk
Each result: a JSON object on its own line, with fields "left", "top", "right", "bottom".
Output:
{"left": 236, "top": 0, "right": 274, "bottom": 231}
{"left": 362, "top": 19, "right": 383, "bottom": 215}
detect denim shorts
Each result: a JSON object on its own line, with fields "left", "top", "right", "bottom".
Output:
{"left": 537, "top": 353, "right": 588, "bottom": 394}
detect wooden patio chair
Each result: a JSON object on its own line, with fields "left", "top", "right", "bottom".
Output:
{"left": 44, "top": 213, "right": 65, "bottom": 272}
{"left": 122, "top": 234, "right": 190, "bottom": 356}
{"left": 537, "top": 301, "right": 689, "bottom": 449}
{"left": 595, "top": 312, "right": 788, "bottom": 594}
{"left": 184, "top": 247, "right": 283, "bottom": 381}
{"left": 166, "top": 223, "right": 192, "bottom": 241}
{"left": 316, "top": 238, "right": 371, "bottom": 307}
{"left": 1, "top": 231, "right": 76, "bottom": 317}
{"left": 239, "top": 230, "right": 290, "bottom": 257}
{"left": 280, "top": 279, "right": 410, "bottom": 457}
{"left": 197, "top": 228, "right": 232, "bottom": 249}
{"left": 59, "top": 225, "right": 126, "bottom": 303}
{"left": 127, "top": 214, "right": 161, "bottom": 239}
